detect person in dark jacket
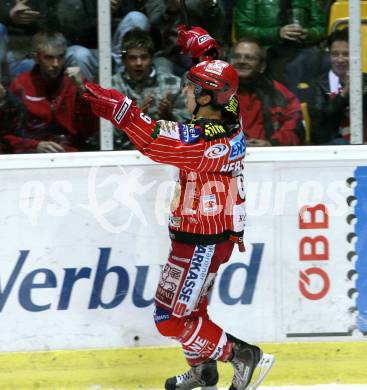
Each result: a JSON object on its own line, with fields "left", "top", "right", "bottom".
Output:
{"left": 231, "top": 37, "right": 304, "bottom": 146}
{"left": 308, "top": 28, "right": 367, "bottom": 145}
{"left": 234, "top": 0, "right": 328, "bottom": 94}
{"left": 0, "top": 81, "right": 24, "bottom": 153}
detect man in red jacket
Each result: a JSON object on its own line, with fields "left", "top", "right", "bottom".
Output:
{"left": 4, "top": 30, "right": 98, "bottom": 153}
{"left": 83, "top": 49, "right": 275, "bottom": 388}
{"left": 231, "top": 38, "right": 304, "bottom": 146}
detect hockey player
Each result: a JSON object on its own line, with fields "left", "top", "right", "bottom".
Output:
{"left": 82, "top": 29, "right": 274, "bottom": 390}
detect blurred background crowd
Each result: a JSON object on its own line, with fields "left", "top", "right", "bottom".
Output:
{"left": 0, "top": 0, "right": 366, "bottom": 153}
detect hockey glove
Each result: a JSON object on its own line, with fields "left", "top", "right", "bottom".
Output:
{"left": 176, "top": 24, "right": 220, "bottom": 60}
{"left": 83, "top": 81, "right": 132, "bottom": 128}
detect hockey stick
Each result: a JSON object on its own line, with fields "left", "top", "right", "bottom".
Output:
{"left": 180, "top": 0, "right": 192, "bottom": 29}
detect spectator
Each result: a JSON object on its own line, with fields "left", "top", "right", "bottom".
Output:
{"left": 0, "top": 81, "right": 23, "bottom": 153}
{"left": 234, "top": 0, "right": 328, "bottom": 94}
{"left": 0, "top": 1, "right": 124, "bottom": 81}
{"left": 3, "top": 30, "right": 99, "bottom": 153}
{"left": 112, "top": 10, "right": 151, "bottom": 73}
{"left": 54, "top": 0, "right": 128, "bottom": 79}
{"left": 308, "top": 28, "right": 367, "bottom": 145}
{"left": 0, "top": 0, "right": 40, "bottom": 27}
{"left": 113, "top": 0, "right": 165, "bottom": 59}
{"left": 0, "top": 23, "right": 9, "bottom": 84}
{"left": 0, "top": 1, "right": 44, "bottom": 77}
{"left": 231, "top": 38, "right": 304, "bottom": 146}
{"left": 112, "top": 28, "right": 189, "bottom": 149}
{"left": 55, "top": 0, "right": 153, "bottom": 79}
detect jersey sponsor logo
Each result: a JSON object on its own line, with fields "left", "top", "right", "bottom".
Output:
{"left": 155, "top": 262, "right": 185, "bottom": 308}
{"left": 169, "top": 216, "right": 181, "bottom": 228}
{"left": 183, "top": 350, "right": 201, "bottom": 359}
{"left": 153, "top": 313, "right": 170, "bottom": 322}
{"left": 220, "top": 158, "right": 245, "bottom": 173}
{"left": 204, "top": 144, "right": 229, "bottom": 159}
{"left": 233, "top": 203, "right": 246, "bottom": 232}
{"left": 224, "top": 96, "right": 239, "bottom": 115}
{"left": 173, "top": 245, "right": 214, "bottom": 317}
{"left": 156, "top": 120, "right": 180, "bottom": 140}
{"left": 203, "top": 123, "right": 226, "bottom": 141}
{"left": 229, "top": 132, "right": 246, "bottom": 161}
{"left": 114, "top": 97, "right": 132, "bottom": 124}
{"left": 189, "top": 335, "right": 208, "bottom": 352}
{"left": 173, "top": 301, "right": 188, "bottom": 317}
{"left": 171, "top": 255, "right": 191, "bottom": 263}
{"left": 198, "top": 35, "right": 210, "bottom": 45}
{"left": 202, "top": 194, "right": 217, "bottom": 213}
{"left": 179, "top": 123, "right": 201, "bottom": 144}
{"left": 153, "top": 306, "right": 170, "bottom": 323}
{"left": 210, "top": 345, "right": 223, "bottom": 360}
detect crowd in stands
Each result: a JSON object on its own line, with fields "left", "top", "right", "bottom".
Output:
{"left": 0, "top": 0, "right": 365, "bottom": 154}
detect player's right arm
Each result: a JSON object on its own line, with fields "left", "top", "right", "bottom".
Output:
{"left": 83, "top": 82, "right": 231, "bottom": 172}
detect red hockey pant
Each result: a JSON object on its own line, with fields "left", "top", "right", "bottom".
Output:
{"left": 154, "top": 240, "right": 234, "bottom": 365}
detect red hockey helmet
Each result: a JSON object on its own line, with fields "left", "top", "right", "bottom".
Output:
{"left": 187, "top": 60, "right": 239, "bottom": 105}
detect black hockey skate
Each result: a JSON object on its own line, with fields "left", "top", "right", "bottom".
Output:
{"left": 165, "top": 360, "right": 218, "bottom": 390}
{"left": 228, "top": 338, "right": 275, "bottom": 390}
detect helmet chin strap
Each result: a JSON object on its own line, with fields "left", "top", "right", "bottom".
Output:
{"left": 193, "top": 93, "right": 213, "bottom": 116}
{"left": 193, "top": 103, "right": 200, "bottom": 116}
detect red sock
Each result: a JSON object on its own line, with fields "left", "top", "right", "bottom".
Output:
{"left": 181, "top": 316, "right": 233, "bottom": 365}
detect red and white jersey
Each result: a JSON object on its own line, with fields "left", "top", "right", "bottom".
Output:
{"left": 116, "top": 97, "right": 247, "bottom": 247}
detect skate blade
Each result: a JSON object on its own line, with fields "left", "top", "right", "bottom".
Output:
{"left": 246, "top": 353, "right": 275, "bottom": 390}
{"left": 201, "top": 387, "right": 218, "bottom": 390}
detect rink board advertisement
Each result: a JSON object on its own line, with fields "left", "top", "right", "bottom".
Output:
{"left": 0, "top": 148, "right": 366, "bottom": 352}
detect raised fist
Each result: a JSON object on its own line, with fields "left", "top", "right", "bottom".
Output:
{"left": 176, "top": 25, "right": 220, "bottom": 60}
{"left": 65, "top": 67, "right": 84, "bottom": 92}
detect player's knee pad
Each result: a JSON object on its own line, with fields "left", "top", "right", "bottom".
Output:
{"left": 153, "top": 305, "right": 186, "bottom": 339}
{"left": 154, "top": 305, "right": 203, "bottom": 343}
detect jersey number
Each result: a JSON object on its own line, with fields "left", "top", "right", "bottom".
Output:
{"left": 140, "top": 112, "right": 152, "bottom": 124}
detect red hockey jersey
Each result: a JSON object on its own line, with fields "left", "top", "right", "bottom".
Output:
{"left": 112, "top": 96, "right": 247, "bottom": 249}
